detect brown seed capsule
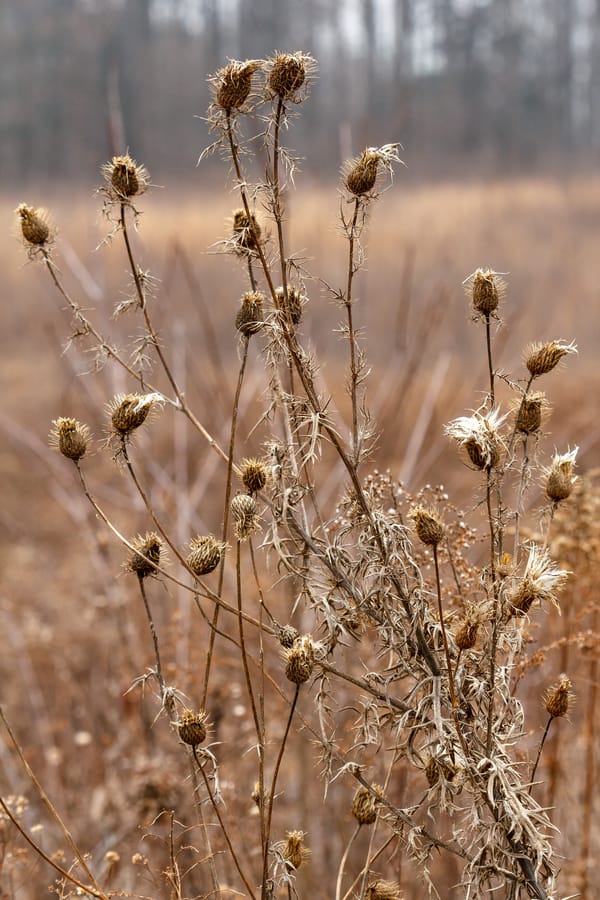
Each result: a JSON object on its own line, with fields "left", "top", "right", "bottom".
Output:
{"left": 275, "top": 285, "right": 304, "bottom": 325}
{"left": 241, "top": 458, "right": 269, "bottom": 494}
{"left": 281, "top": 831, "right": 310, "bottom": 869}
{"left": 267, "top": 52, "right": 309, "bottom": 101}
{"left": 276, "top": 623, "right": 299, "bottom": 649}
{"left": 351, "top": 785, "right": 383, "bottom": 825}
{"left": 235, "top": 291, "right": 264, "bottom": 335}
{"left": 50, "top": 417, "right": 91, "bottom": 461}
{"left": 110, "top": 393, "right": 157, "bottom": 436}
{"left": 284, "top": 634, "right": 315, "bottom": 684}
{"left": 455, "top": 620, "right": 479, "bottom": 651}
{"left": 127, "top": 533, "right": 162, "bottom": 578}
{"left": 232, "top": 209, "right": 261, "bottom": 253}
{"left": 15, "top": 203, "right": 52, "bottom": 246}
{"left": 469, "top": 268, "right": 505, "bottom": 315}
{"left": 187, "top": 536, "right": 225, "bottom": 576}
{"left": 545, "top": 449, "right": 578, "bottom": 503}
{"left": 231, "top": 493, "right": 259, "bottom": 540}
{"left": 178, "top": 709, "right": 208, "bottom": 746}
{"left": 102, "top": 154, "right": 149, "bottom": 199}
{"left": 525, "top": 340, "right": 577, "bottom": 377}
{"left": 345, "top": 148, "right": 380, "bottom": 196}
{"left": 214, "top": 59, "right": 262, "bottom": 110}
{"left": 410, "top": 507, "right": 445, "bottom": 547}
{"left": 365, "top": 879, "right": 403, "bottom": 900}
{"left": 543, "top": 674, "right": 572, "bottom": 718}
{"left": 516, "top": 392, "right": 545, "bottom": 435}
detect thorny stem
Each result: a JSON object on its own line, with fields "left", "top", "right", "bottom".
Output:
{"left": 136, "top": 573, "right": 175, "bottom": 719}
{"left": 433, "top": 545, "right": 458, "bottom": 708}
{"left": 528, "top": 716, "right": 553, "bottom": 794}
{"left": 485, "top": 465, "right": 500, "bottom": 758}
{"left": 344, "top": 196, "right": 362, "bottom": 462}
{"left": 513, "top": 435, "right": 530, "bottom": 563}
{"left": 202, "top": 334, "right": 250, "bottom": 708}
{"left": 485, "top": 312, "right": 495, "bottom": 406}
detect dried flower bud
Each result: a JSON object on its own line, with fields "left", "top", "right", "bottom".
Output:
{"left": 178, "top": 709, "right": 208, "bottom": 746}
{"left": 467, "top": 268, "right": 505, "bottom": 316}
{"left": 102, "top": 154, "right": 149, "bottom": 200}
{"left": 241, "top": 458, "right": 269, "bottom": 494}
{"left": 516, "top": 392, "right": 545, "bottom": 435}
{"left": 231, "top": 493, "right": 259, "bottom": 540}
{"left": 50, "top": 417, "right": 91, "bottom": 461}
{"left": 213, "top": 59, "right": 262, "bottom": 111}
{"left": 543, "top": 674, "right": 572, "bottom": 718}
{"left": 366, "top": 879, "right": 403, "bottom": 900}
{"left": 235, "top": 291, "right": 264, "bottom": 335}
{"left": 187, "top": 536, "right": 225, "bottom": 576}
{"left": 276, "top": 623, "right": 299, "bottom": 649}
{"left": 275, "top": 285, "right": 304, "bottom": 325}
{"left": 455, "top": 620, "right": 479, "bottom": 651}
{"left": 525, "top": 340, "right": 577, "bottom": 378}
{"left": 410, "top": 507, "right": 444, "bottom": 547}
{"left": 266, "top": 52, "right": 315, "bottom": 102}
{"left": 284, "top": 634, "right": 316, "bottom": 684}
{"left": 109, "top": 393, "right": 161, "bottom": 436}
{"left": 126, "top": 532, "right": 162, "bottom": 578}
{"left": 545, "top": 447, "right": 578, "bottom": 503}
{"left": 281, "top": 830, "right": 310, "bottom": 869}
{"left": 343, "top": 144, "right": 403, "bottom": 196}
{"left": 232, "top": 209, "right": 261, "bottom": 253}
{"left": 351, "top": 785, "right": 383, "bottom": 825}
{"left": 15, "top": 203, "right": 52, "bottom": 247}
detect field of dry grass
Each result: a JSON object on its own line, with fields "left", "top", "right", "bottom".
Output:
{"left": 1, "top": 171, "right": 600, "bottom": 898}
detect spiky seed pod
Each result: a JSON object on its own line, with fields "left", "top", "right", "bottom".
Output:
{"left": 232, "top": 208, "right": 261, "bottom": 253}
{"left": 102, "top": 154, "right": 149, "bottom": 200}
{"left": 49, "top": 418, "right": 91, "bottom": 461}
{"left": 275, "top": 285, "right": 304, "bottom": 325}
{"left": 276, "top": 623, "right": 299, "bottom": 649}
{"left": 231, "top": 493, "right": 259, "bottom": 540}
{"left": 545, "top": 447, "right": 578, "bottom": 503}
{"left": 345, "top": 149, "right": 380, "bottom": 196}
{"left": 241, "top": 457, "right": 269, "bottom": 494}
{"left": 109, "top": 393, "right": 160, "bottom": 436}
{"left": 468, "top": 268, "right": 505, "bottom": 315}
{"left": 266, "top": 52, "right": 312, "bottom": 101}
{"left": 15, "top": 203, "right": 52, "bottom": 247}
{"left": 445, "top": 408, "right": 506, "bottom": 471}
{"left": 235, "top": 291, "right": 264, "bottom": 335}
{"left": 127, "top": 532, "right": 162, "bottom": 578}
{"left": 351, "top": 785, "right": 383, "bottom": 825}
{"left": 544, "top": 674, "right": 572, "bottom": 718}
{"left": 187, "top": 536, "right": 225, "bottom": 576}
{"left": 410, "top": 507, "right": 445, "bottom": 547}
{"left": 178, "top": 709, "right": 208, "bottom": 746}
{"left": 284, "top": 634, "right": 315, "bottom": 684}
{"left": 507, "top": 544, "right": 569, "bottom": 616}
{"left": 281, "top": 831, "right": 310, "bottom": 869}
{"left": 365, "top": 879, "right": 403, "bottom": 900}
{"left": 516, "top": 392, "right": 545, "bottom": 435}
{"left": 525, "top": 340, "right": 577, "bottom": 377}
{"left": 455, "top": 620, "right": 479, "bottom": 651}
{"left": 213, "top": 59, "right": 262, "bottom": 111}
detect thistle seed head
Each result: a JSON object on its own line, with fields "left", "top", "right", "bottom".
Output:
{"left": 231, "top": 493, "right": 259, "bottom": 540}
{"left": 284, "top": 634, "right": 316, "bottom": 684}
{"left": 543, "top": 674, "right": 573, "bottom": 718}
{"left": 178, "top": 708, "right": 208, "bottom": 746}
{"left": 240, "top": 458, "right": 269, "bottom": 494}
{"left": 232, "top": 208, "right": 262, "bottom": 254}
{"left": 15, "top": 203, "right": 53, "bottom": 249}
{"left": 126, "top": 532, "right": 162, "bottom": 578}
{"left": 365, "top": 879, "right": 403, "bottom": 900}
{"left": 445, "top": 407, "right": 506, "bottom": 471}
{"left": 525, "top": 340, "right": 577, "bottom": 378}
{"left": 212, "top": 59, "right": 263, "bottom": 111}
{"left": 281, "top": 830, "right": 310, "bottom": 869}
{"left": 351, "top": 784, "right": 383, "bottom": 825}
{"left": 508, "top": 544, "right": 569, "bottom": 616}
{"left": 466, "top": 268, "right": 505, "bottom": 316}
{"left": 276, "top": 622, "right": 300, "bottom": 649}
{"left": 266, "top": 52, "right": 316, "bottom": 102}
{"left": 516, "top": 392, "right": 546, "bottom": 435}
{"left": 545, "top": 447, "right": 578, "bottom": 503}
{"left": 410, "top": 507, "right": 445, "bottom": 547}
{"left": 187, "top": 536, "right": 226, "bottom": 576}
{"left": 49, "top": 417, "right": 91, "bottom": 462}
{"left": 102, "top": 154, "right": 149, "bottom": 200}
{"left": 235, "top": 291, "right": 265, "bottom": 336}
{"left": 109, "top": 393, "right": 162, "bottom": 436}
{"left": 275, "top": 285, "right": 304, "bottom": 325}
{"left": 455, "top": 620, "right": 479, "bottom": 651}
{"left": 343, "top": 144, "right": 403, "bottom": 196}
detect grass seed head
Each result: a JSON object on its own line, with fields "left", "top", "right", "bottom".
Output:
{"left": 126, "top": 532, "right": 162, "bottom": 578}
{"left": 178, "top": 708, "right": 208, "bottom": 746}
{"left": 235, "top": 290, "right": 264, "bottom": 335}
{"left": 213, "top": 59, "right": 263, "bottom": 111}
{"left": 544, "top": 674, "right": 573, "bottom": 718}
{"left": 102, "top": 154, "right": 149, "bottom": 200}
{"left": 351, "top": 784, "right": 383, "bottom": 825}
{"left": 525, "top": 339, "right": 577, "bottom": 377}
{"left": 187, "top": 536, "right": 226, "bottom": 576}
{"left": 50, "top": 417, "right": 91, "bottom": 462}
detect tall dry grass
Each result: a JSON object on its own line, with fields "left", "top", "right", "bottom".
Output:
{"left": 1, "top": 52, "right": 600, "bottom": 900}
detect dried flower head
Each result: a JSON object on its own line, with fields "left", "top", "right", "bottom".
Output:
{"left": 15, "top": 204, "right": 54, "bottom": 256}
{"left": 231, "top": 493, "right": 259, "bottom": 540}
{"left": 109, "top": 392, "right": 162, "bottom": 437}
{"left": 445, "top": 407, "right": 506, "bottom": 470}
{"left": 351, "top": 784, "right": 383, "bottom": 825}
{"left": 178, "top": 708, "right": 208, "bottom": 746}
{"left": 187, "top": 536, "right": 226, "bottom": 576}
{"left": 101, "top": 154, "right": 149, "bottom": 201}
{"left": 276, "top": 623, "right": 299, "bottom": 649}
{"left": 232, "top": 208, "right": 262, "bottom": 254}
{"left": 543, "top": 674, "right": 573, "bottom": 718}
{"left": 281, "top": 830, "right": 311, "bottom": 869}
{"left": 525, "top": 340, "right": 577, "bottom": 378}
{"left": 366, "top": 879, "right": 403, "bottom": 900}
{"left": 126, "top": 532, "right": 163, "bottom": 578}
{"left": 455, "top": 619, "right": 479, "bottom": 651}
{"left": 265, "top": 52, "right": 316, "bottom": 102}
{"left": 515, "top": 392, "right": 546, "bottom": 435}
{"left": 465, "top": 268, "right": 506, "bottom": 316}
{"left": 275, "top": 285, "right": 304, "bottom": 325}
{"left": 544, "top": 447, "right": 578, "bottom": 503}
{"left": 49, "top": 417, "right": 91, "bottom": 462}
{"left": 343, "top": 144, "right": 403, "bottom": 197}
{"left": 410, "top": 507, "right": 445, "bottom": 546}
{"left": 240, "top": 458, "right": 269, "bottom": 494}
{"left": 235, "top": 290, "right": 265, "bottom": 336}
{"left": 507, "top": 544, "right": 569, "bottom": 616}
{"left": 211, "top": 59, "right": 263, "bottom": 111}
{"left": 284, "top": 634, "right": 316, "bottom": 684}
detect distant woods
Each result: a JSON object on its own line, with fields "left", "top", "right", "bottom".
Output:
{"left": 4, "top": 0, "right": 600, "bottom": 182}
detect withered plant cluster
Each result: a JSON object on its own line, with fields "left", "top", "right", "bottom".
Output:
{"left": 5, "top": 52, "right": 593, "bottom": 900}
